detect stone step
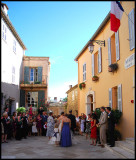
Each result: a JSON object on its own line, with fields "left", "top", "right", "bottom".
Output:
{"left": 105, "top": 145, "right": 135, "bottom": 159}
{"left": 115, "top": 141, "right": 135, "bottom": 154}
{"left": 126, "top": 137, "right": 135, "bottom": 144}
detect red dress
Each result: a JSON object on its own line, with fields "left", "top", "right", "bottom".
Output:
{"left": 90, "top": 120, "right": 97, "bottom": 139}
{"left": 29, "top": 107, "right": 33, "bottom": 116}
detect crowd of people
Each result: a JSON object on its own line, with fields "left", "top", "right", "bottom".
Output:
{"left": 1, "top": 107, "right": 48, "bottom": 143}
{"left": 1, "top": 106, "right": 115, "bottom": 148}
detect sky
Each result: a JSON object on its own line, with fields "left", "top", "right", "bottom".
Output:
{"left": 3, "top": 1, "right": 111, "bottom": 101}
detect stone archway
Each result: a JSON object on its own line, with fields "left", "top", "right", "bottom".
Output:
{"left": 86, "top": 90, "right": 95, "bottom": 115}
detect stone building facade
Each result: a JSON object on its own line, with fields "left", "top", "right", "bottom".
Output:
{"left": 66, "top": 84, "right": 78, "bottom": 116}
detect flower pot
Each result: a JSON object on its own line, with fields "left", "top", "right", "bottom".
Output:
{"left": 82, "top": 83, "right": 86, "bottom": 87}
{"left": 92, "top": 77, "right": 99, "bottom": 81}
{"left": 108, "top": 63, "right": 118, "bottom": 72}
{"left": 108, "top": 66, "right": 113, "bottom": 72}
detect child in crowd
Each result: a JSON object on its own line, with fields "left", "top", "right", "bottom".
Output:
{"left": 32, "top": 118, "right": 38, "bottom": 136}
{"left": 43, "top": 122, "right": 47, "bottom": 136}
{"left": 80, "top": 115, "right": 85, "bottom": 136}
{"left": 48, "top": 122, "right": 60, "bottom": 146}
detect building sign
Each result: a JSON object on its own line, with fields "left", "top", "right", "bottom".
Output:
{"left": 124, "top": 53, "right": 135, "bottom": 69}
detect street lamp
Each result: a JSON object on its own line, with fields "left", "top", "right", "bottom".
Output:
{"left": 88, "top": 40, "right": 105, "bottom": 53}
{"left": 88, "top": 41, "right": 94, "bottom": 54}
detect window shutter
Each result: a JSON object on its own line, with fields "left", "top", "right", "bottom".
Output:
{"left": 24, "top": 67, "right": 29, "bottom": 82}
{"left": 85, "top": 63, "right": 86, "bottom": 81}
{"left": 92, "top": 54, "right": 94, "bottom": 77}
{"left": 108, "top": 38, "right": 112, "bottom": 65}
{"left": 109, "top": 88, "right": 112, "bottom": 108}
{"left": 38, "top": 90, "right": 45, "bottom": 107}
{"left": 118, "top": 84, "right": 122, "bottom": 112}
{"left": 83, "top": 64, "right": 84, "bottom": 81}
{"left": 38, "top": 67, "right": 43, "bottom": 82}
{"left": 128, "top": 8, "right": 135, "bottom": 50}
{"left": 115, "top": 30, "right": 120, "bottom": 61}
{"left": 98, "top": 47, "right": 102, "bottom": 73}
{"left": 83, "top": 63, "right": 86, "bottom": 81}
{"left": 20, "top": 90, "right": 25, "bottom": 107}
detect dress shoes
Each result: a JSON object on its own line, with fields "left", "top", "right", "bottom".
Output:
{"left": 101, "top": 145, "right": 105, "bottom": 148}
{"left": 110, "top": 145, "right": 115, "bottom": 147}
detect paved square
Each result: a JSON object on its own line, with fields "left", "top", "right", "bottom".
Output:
{"left": 1, "top": 135, "right": 123, "bottom": 159}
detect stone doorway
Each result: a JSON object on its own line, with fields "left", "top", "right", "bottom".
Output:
{"left": 86, "top": 90, "right": 95, "bottom": 115}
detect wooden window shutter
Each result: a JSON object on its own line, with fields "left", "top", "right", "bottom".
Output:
{"left": 92, "top": 54, "right": 94, "bottom": 77}
{"left": 109, "top": 88, "right": 112, "bottom": 108}
{"left": 83, "top": 64, "right": 84, "bottom": 81}
{"left": 83, "top": 63, "right": 86, "bottom": 81}
{"left": 108, "top": 38, "right": 112, "bottom": 65}
{"left": 98, "top": 47, "right": 102, "bottom": 73}
{"left": 85, "top": 63, "right": 86, "bottom": 81}
{"left": 38, "top": 67, "right": 43, "bottom": 82}
{"left": 115, "top": 30, "right": 120, "bottom": 61}
{"left": 118, "top": 84, "right": 122, "bottom": 112}
{"left": 128, "top": 8, "right": 135, "bottom": 50}
{"left": 38, "top": 90, "right": 45, "bottom": 107}
{"left": 24, "top": 66, "right": 29, "bottom": 82}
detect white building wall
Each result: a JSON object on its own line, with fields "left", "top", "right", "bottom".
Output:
{"left": 1, "top": 18, "right": 24, "bottom": 86}
{"left": 1, "top": 16, "right": 25, "bottom": 114}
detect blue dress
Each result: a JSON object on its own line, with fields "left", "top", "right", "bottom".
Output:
{"left": 61, "top": 122, "right": 72, "bottom": 147}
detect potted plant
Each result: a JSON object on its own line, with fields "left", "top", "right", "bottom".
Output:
{"left": 16, "top": 107, "right": 26, "bottom": 113}
{"left": 20, "top": 81, "right": 24, "bottom": 84}
{"left": 34, "top": 81, "right": 41, "bottom": 84}
{"left": 79, "top": 82, "right": 86, "bottom": 90}
{"left": 92, "top": 75, "right": 99, "bottom": 81}
{"left": 108, "top": 63, "right": 118, "bottom": 72}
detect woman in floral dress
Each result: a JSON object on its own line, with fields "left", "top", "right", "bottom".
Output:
{"left": 46, "top": 112, "right": 54, "bottom": 139}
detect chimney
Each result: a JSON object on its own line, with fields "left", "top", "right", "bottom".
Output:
{"left": 1, "top": 3, "right": 9, "bottom": 16}
{"left": 54, "top": 97, "right": 57, "bottom": 102}
{"left": 69, "top": 85, "right": 72, "bottom": 89}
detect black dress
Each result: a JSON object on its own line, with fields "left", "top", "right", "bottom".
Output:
{"left": 15, "top": 117, "right": 22, "bottom": 140}
{"left": 21, "top": 116, "right": 28, "bottom": 138}
{"left": 1, "top": 118, "right": 8, "bottom": 135}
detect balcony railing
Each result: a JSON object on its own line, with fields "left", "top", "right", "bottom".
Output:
{"left": 20, "top": 75, "right": 48, "bottom": 87}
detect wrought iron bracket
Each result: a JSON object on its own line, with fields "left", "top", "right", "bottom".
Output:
{"left": 90, "top": 40, "right": 105, "bottom": 46}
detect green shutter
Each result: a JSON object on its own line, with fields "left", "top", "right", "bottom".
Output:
{"left": 38, "top": 67, "right": 43, "bottom": 82}
{"left": 24, "top": 67, "right": 29, "bottom": 82}
{"left": 20, "top": 90, "right": 25, "bottom": 107}
{"left": 38, "top": 90, "right": 45, "bottom": 107}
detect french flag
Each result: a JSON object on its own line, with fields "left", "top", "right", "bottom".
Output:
{"left": 110, "top": 1, "right": 124, "bottom": 32}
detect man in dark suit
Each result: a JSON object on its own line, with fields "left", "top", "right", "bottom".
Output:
{"left": 38, "top": 107, "right": 44, "bottom": 116}
{"left": 106, "top": 107, "right": 115, "bottom": 147}
{"left": 68, "top": 110, "right": 76, "bottom": 136}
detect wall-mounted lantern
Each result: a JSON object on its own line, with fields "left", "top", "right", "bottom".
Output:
{"left": 88, "top": 40, "right": 105, "bottom": 53}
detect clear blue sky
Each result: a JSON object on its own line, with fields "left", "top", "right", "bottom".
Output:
{"left": 3, "top": 1, "right": 111, "bottom": 100}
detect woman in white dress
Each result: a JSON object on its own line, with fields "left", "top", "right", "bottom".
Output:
{"left": 32, "top": 118, "right": 38, "bottom": 136}
{"left": 58, "top": 112, "right": 64, "bottom": 135}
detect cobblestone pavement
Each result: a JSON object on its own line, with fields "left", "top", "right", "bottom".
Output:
{"left": 1, "top": 135, "right": 123, "bottom": 159}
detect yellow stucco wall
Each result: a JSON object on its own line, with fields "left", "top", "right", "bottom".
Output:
{"left": 66, "top": 85, "right": 78, "bottom": 116}
{"left": 77, "top": 1, "right": 135, "bottom": 139}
